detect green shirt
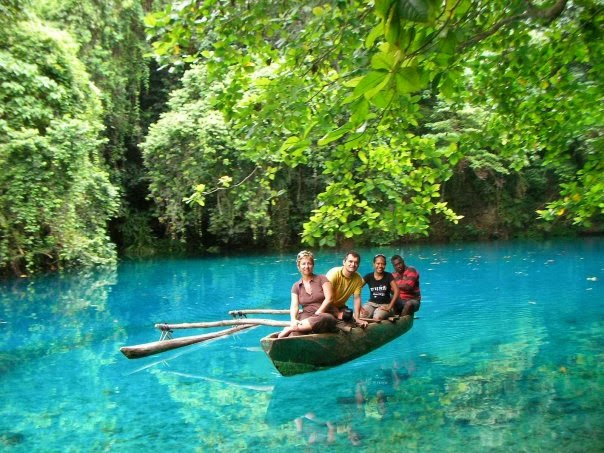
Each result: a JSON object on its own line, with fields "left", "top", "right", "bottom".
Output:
{"left": 326, "top": 266, "right": 364, "bottom": 307}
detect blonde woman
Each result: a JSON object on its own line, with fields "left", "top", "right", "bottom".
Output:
{"left": 278, "top": 251, "right": 338, "bottom": 338}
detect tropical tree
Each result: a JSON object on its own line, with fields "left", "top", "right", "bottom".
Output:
{"left": 144, "top": 0, "right": 603, "bottom": 245}
{"left": 0, "top": 11, "right": 118, "bottom": 274}
{"left": 31, "top": 0, "right": 162, "bottom": 252}
{"left": 141, "top": 66, "right": 286, "bottom": 247}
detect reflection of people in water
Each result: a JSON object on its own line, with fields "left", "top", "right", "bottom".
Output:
{"left": 266, "top": 361, "right": 416, "bottom": 447}
{"left": 338, "top": 361, "right": 413, "bottom": 422}
{"left": 265, "top": 373, "right": 363, "bottom": 447}
{"left": 292, "top": 410, "right": 364, "bottom": 447}
{"left": 294, "top": 412, "right": 335, "bottom": 445}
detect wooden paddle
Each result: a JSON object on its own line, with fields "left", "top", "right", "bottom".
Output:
{"left": 155, "top": 318, "right": 289, "bottom": 330}
{"left": 120, "top": 324, "right": 257, "bottom": 359}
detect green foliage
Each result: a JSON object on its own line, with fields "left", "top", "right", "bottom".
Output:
{"left": 142, "top": 1, "right": 460, "bottom": 245}
{"left": 0, "top": 1, "right": 599, "bottom": 271}
{"left": 0, "top": 0, "right": 27, "bottom": 21}
{"left": 32, "top": 0, "right": 159, "bottom": 254}
{"left": 0, "top": 20, "right": 118, "bottom": 274}
{"left": 141, "top": 66, "right": 282, "bottom": 245}
{"left": 455, "top": 0, "right": 604, "bottom": 229}
{"left": 142, "top": 0, "right": 602, "bottom": 246}
{"left": 538, "top": 154, "right": 604, "bottom": 227}
{"left": 33, "top": 0, "right": 149, "bottom": 157}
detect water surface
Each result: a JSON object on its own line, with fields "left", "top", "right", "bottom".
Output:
{"left": 1, "top": 239, "right": 602, "bottom": 451}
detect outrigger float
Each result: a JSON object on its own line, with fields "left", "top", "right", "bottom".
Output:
{"left": 119, "top": 309, "right": 413, "bottom": 376}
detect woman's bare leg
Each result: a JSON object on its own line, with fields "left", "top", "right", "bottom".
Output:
{"left": 278, "top": 319, "right": 313, "bottom": 338}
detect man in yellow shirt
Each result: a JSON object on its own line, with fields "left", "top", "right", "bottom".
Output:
{"left": 317, "top": 251, "right": 367, "bottom": 327}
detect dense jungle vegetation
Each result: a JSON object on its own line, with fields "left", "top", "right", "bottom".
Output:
{"left": 0, "top": 0, "right": 602, "bottom": 276}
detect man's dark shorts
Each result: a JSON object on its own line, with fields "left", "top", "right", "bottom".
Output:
{"left": 395, "top": 299, "right": 420, "bottom": 314}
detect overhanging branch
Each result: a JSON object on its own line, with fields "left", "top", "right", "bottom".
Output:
{"left": 459, "top": 0, "right": 568, "bottom": 50}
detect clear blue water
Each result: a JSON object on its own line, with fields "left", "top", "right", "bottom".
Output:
{"left": 1, "top": 238, "right": 602, "bottom": 452}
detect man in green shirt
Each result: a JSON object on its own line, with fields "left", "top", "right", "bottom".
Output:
{"left": 317, "top": 251, "right": 367, "bottom": 327}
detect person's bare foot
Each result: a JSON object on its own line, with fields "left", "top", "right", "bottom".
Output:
{"left": 278, "top": 327, "right": 294, "bottom": 338}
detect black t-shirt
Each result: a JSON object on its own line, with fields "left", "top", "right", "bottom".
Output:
{"left": 363, "top": 272, "right": 395, "bottom": 304}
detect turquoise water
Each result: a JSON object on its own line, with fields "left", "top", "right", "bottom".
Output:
{"left": 0, "top": 239, "right": 602, "bottom": 452}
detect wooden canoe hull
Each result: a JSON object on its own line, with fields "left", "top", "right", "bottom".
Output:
{"left": 260, "top": 315, "right": 413, "bottom": 376}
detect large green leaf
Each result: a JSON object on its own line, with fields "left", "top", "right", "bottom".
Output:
{"left": 397, "top": 0, "right": 434, "bottom": 23}
{"left": 370, "top": 50, "right": 397, "bottom": 71}
{"left": 395, "top": 67, "right": 423, "bottom": 94}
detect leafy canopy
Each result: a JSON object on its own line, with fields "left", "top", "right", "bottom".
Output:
{"left": 144, "top": 0, "right": 603, "bottom": 245}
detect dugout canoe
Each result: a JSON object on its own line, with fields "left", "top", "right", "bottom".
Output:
{"left": 260, "top": 314, "right": 413, "bottom": 376}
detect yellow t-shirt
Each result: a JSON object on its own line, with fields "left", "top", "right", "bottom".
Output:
{"left": 326, "top": 266, "right": 364, "bottom": 307}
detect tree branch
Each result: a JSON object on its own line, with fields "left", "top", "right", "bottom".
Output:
{"left": 460, "top": 0, "right": 568, "bottom": 50}
{"left": 203, "top": 166, "right": 261, "bottom": 195}
{"left": 524, "top": 0, "right": 568, "bottom": 20}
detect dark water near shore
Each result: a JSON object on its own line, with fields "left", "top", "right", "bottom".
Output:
{"left": 1, "top": 238, "right": 602, "bottom": 452}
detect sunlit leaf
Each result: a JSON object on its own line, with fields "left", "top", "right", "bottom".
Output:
{"left": 371, "top": 51, "right": 396, "bottom": 71}
{"left": 365, "top": 24, "right": 383, "bottom": 49}
{"left": 317, "top": 123, "right": 353, "bottom": 146}
{"left": 396, "top": 67, "right": 423, "bottom": 94}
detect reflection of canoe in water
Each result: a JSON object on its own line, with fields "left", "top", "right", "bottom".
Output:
{"left": 261, "top": 315, "right": 413, "bottom": 376}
